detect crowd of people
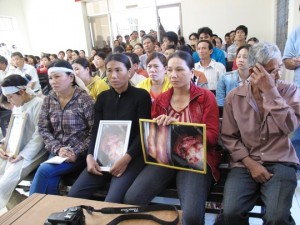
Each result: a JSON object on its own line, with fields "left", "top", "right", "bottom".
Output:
{"left": 0, "top": 22, "right": 299, "bottom": 225}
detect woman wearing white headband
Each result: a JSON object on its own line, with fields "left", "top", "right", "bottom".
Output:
{"left": 29, "top": 60, "right": 94, "bottom": 195}
{"left": 0, "top": 74, "right": 47, "bottom": 210}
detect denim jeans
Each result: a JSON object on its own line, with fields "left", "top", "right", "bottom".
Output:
{"left": 124, "top": 165, "right": 213, "bottom": 225}
{"left": 223, "top": 164, "right": 297, "bottom": 225}
{"left": 291, "top": 125, "right": 300, "bottom": 164}
{"left": 29, "top": 154, "right": 86, "bottom": 195}
{"left": 68, "top": 156, "right": 145, "bottom": 203}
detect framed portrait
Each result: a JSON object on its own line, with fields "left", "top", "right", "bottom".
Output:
{"left": 3, "top": 113, "right": 28, "bottom": 158}
{"left": 93, "top": 120, "right": 132, "bottom": 172}
{"left": 139, "top": 119, "right": 207, "bottom": 174}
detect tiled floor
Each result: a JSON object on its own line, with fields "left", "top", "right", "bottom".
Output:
{"left": 1, "top": 181, "right": 300, "bottom": 224}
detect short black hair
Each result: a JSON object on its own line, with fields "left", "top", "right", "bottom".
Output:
{"left": 162, "top": 31, "right": 178, "bottom": 45}
{"left": 11, "top": 51, "right": 23, "bottom": 58}
{"left": 197, "top": 40, "right": 213, "bottom": 50}
{"left": 142, "top": 35, "right": 156, "bottom": 44}
{"left": 124, "top": 52, "right": 140, "bottom": 64}
{"left": 94, "top": 51, "right": 106, "bottom": 60}
{"left": 189, "top": 33, "right": 198, "bottom": 40}
{"left": 1, "top": 74, "right": 30, "bottom": 87}
{"left": 0, "top": 55, "right": 8, "bottom": 65}
{"left": 113, "top": 46, "right": 125, "bottom": 53}
{"left": 235, "top": 25, "right": 248, "bottom": 36}
{"left": 197, "top": 27, "right": 213, "bottom": 37}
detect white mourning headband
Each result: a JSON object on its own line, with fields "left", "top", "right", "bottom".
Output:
{"left": 1, "top": 86, "right": 36, "bottom": 96}
{"left": 48, "top": 67, "right": 88, "bottom": 93}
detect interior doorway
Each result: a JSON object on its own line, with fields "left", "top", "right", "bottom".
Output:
{"left": 89, "top": 15, "right": 111, "bottom": 52}
{"left": 157, "top": 4, "right": 182, "bottom": 42}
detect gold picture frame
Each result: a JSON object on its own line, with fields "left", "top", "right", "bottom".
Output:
{"left": 3, "top": 113, "right": 28, "bottom": 158}
{"left": 93, "top": 120, "right": 132, "bottom": 172}
{"left": 139, "top": 119, "right": 207, "bottom": 174}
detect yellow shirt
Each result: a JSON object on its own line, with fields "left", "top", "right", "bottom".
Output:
{"left": 87, "top": 76, "right": 110, "bottom": 100}
{"left": 136, "top": 76, "right": 172, "bottom": 101}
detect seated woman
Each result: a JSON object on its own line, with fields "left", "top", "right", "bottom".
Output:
{"left": 68, "top": 53, "right": 151, "bottom": 203}
{"left": 72, "top": 57, "right": 109, "bottom": 100}
{"left": 216, "top": 45, "right": 250, "bottom": 107}
{"left": 0, "top": 74, "right": 46, "bottom": 209}
{"left": 29, "top": 60, "right": 94, "bottom": 195}
{"left": 136, "top": 52, "right": 172, "bottom": 102}
{"left": 92, "top": 51, "right": 108, "bottom": 84}
{"left": 124, "top": 51, "right": 221, "bottom": 225}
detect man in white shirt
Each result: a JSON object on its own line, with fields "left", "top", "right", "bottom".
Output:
{"left": 194, "top": 40, "right": 226, "bottom": 94}
{"left": 10, "top": 52, "right": 41, "bottom": 91}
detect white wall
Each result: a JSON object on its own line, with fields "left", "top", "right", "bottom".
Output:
{"left": 0, "top": 0, "right": 292, "bottom": 57}
{"left": 0, "top": 0, "right": 89, "bottom": 56}
{"left": 0, "top": 0, "right": 30, "bottom": 53}
{"left": 181, "top": 0, "right": 276, "bottom": 43}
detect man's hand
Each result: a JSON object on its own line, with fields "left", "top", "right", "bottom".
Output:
{"left": 284, "top": 57, "right": 300, "bottom": 70}
{"left": 110, "top": 153, "right": 132, "bottom": 177}
{"left": 250, "top": 63, "right": 276, "bottom": 92}
{"left": 242, "top": 156, "right": 273, "bottom": 183}
{"left": 0, "top": 148, "right": 9, "bottom": 160}
{"left": 86, "top": 154, "right": 102, "bottom": 176}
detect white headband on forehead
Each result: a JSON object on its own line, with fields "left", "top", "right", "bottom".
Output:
{"left": 48, "top": 66, "right": 89, "bottom": 93}
{"left": 48, "top": 67, "right": 74, "bottom": 75}
{"left": 1, "top": 86, "right": 36, "bottom": 96}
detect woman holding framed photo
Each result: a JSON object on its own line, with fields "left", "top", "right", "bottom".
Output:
{"left": 68, "top": 53, "right": 151, "bottom": 203}
{"left": 0, "top": 74, "right": 46, "bottom": 209}
{"left": 124, "top": 51, "right": 221, "bottom": 225}
{"left": 29, "top": 60, "right": 94, "bottom": 195}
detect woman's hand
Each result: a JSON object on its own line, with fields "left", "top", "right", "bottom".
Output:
{"left": 58, "top": 146, "right": 77, "bottom": 163}
{"left": 86, "top": 154, "right": 102, "bottom": 176}
{"left": 8, "top": 155, "right": 23, "bottom": 163}
{"left": 0, "top": 148, "right": 9, "bottom": 160}
{"left": 154, "top": 115, "right": 178, "bottom": 126}
{"left": 110, "top": 153, "right": 132, "bottom": 177}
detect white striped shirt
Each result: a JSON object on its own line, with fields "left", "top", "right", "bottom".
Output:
{"left": 194, "top": 60, "right": 226, "bottom": 91}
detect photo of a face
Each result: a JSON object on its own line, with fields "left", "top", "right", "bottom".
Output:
{"left": 96, "top": 123, "right": 130, "bottom": 168}
{"left": 141, "top": 120, "right": 206, "bottom": 174}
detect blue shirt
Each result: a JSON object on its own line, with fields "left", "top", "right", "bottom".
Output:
{"left": 216, "top": 70, "right": 240, "bottom": 106}
{"left": 192, "top": 47, "right": 226, "bottom": 66}
{"left": 283, "top": 26, "right": 300, "bottom": 89}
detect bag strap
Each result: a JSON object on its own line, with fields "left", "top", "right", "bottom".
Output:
{"left": 79, "top": 204, "right": 179, "bottom": 225}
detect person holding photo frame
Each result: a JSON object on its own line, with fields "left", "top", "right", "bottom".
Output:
{"left": 0, "top": 74, "right": 46, "bottom": 210}
{"left": 124, "top": 51, "right": 221, "bottom": 225}
{"left": 68, "top": 53, "right": 151, "bottom": 203}
{"left": 29, "top": 60, "right": 94, "bottom": 195}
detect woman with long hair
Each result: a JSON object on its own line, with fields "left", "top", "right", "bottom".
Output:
{"left": 72, "top": 57, "right": 109, "bottom": 100}
{"left": 68, "top": 53, "right": 151, "bottom": 203}
{"left": 125, "top": 51, "right": 220, "bottom": 225}
{"left": 0, "top": 74, "right": 46, "bottom": 209}
{"left": 29, "top": 60, "right": 94, "bottom": 195}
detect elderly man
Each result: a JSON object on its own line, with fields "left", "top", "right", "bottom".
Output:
{"left": 221, "top": 42, "right": 300, "bottom": 225}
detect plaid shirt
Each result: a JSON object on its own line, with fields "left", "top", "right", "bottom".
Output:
{"left": 38, "top": 87, "right": 94, "bottom": 156}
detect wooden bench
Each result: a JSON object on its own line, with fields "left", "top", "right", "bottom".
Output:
{"left": 16, "top": 147, "right": 266, "bottom": 220}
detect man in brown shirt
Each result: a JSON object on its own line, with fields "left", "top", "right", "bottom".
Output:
{"left": 221, "top": 42, "right": 300, "bottom": 225}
